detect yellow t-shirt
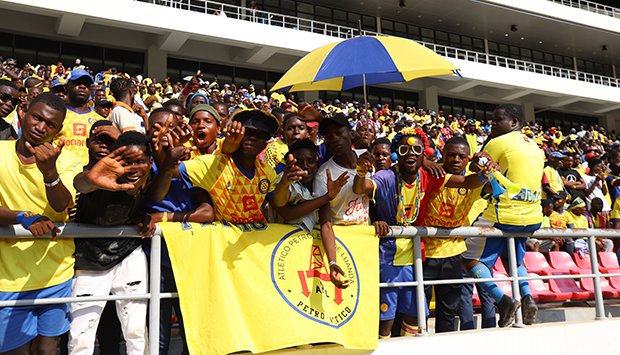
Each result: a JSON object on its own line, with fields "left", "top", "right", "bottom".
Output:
{"left": 568, "top": 211, "right": 589, "bottom": 229}
{"left": 543, "top": 166, "right": 564, "bottom": 199}
{"left": 185, "top": 137, "right": 224, "bottom": 160}
{"left": 549, "top": 211, "right": 571, "bottom": 228}
{"left": 482, "top": 131, "right": 544, "bottom": 226}
{"left": 180, "top": 152, "right": 278, "bottom": 223}
{"left": 421, "top": 184, "right": 477, "bottom": 258}
{"left": 58, "top": 107, "right": 105, "bottom": 166}
{"left": 0, "top": 140, "right": 82, "bottom": 292}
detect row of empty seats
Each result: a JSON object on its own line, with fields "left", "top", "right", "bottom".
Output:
{"left": 470, "top": 252, "right": 620, "bottom": 306}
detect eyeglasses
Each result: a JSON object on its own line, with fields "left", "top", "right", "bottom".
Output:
{"left": 397, "top": 144, "right": 424, "bottom": 156}
{"left": 0, "top": 93, "right": 20, "bottom": 106}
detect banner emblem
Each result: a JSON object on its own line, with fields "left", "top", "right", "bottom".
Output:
{"left": 271, "top": 229, "right": 360, "bottom": 329}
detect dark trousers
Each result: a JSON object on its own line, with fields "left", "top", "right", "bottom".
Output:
{"left": 460, "top": 267, "right": 497, "bottom": 330}
{"left": 423, "top": 255, "right": 463, "bottom": 333}
{"left": 160, "top": 265, "right": 189, "bottom": 355}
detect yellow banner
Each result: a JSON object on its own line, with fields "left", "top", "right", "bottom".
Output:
{"left": 160, "top": 222, "right": 379, "bottom": 354}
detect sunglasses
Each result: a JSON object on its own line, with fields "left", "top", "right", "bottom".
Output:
{"left": 0, "top": 93, "right": 20, "bottom": 106}
{"left": 397, "top": 144, "right": 424, "bottom": 156}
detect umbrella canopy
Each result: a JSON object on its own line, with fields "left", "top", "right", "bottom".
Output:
{"left": 271, "top": 35, "right": 459, "bottom": 92}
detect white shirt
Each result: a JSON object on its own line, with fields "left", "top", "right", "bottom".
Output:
{"left": 313, "top": 154, "right": 369, "bottom": 226}
{"left": 582, "top": 174, "right": 611, "bottom": 212}
{"left": 111, "top": 105, "right": 146, "bottom": 134}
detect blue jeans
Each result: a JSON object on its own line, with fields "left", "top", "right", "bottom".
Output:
{"left": 459, "top": 271, "right": 496, "bottom": 330}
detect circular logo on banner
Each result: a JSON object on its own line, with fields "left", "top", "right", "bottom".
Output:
{"left": 258, "top": 178, "right": 270, "bottom": 194}
{"left": 270, "top": 229, "right": 360, "bottom": 329}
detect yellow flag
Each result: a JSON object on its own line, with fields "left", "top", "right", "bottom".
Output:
{"left": 160, "top": 222, "right": 379, "bottom": 354}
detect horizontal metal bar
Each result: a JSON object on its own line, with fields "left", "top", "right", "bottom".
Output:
{"left": 0, "top": 292, "right": 179, "bottom": 307}
{"left": 387, "top": 226, "right": 620, "bottom": 239}
{"left": 3, "top": 225, "right": 620, "bottom": 239}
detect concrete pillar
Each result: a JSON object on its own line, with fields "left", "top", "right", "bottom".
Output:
{"left": 146, "top": 45, "right": 167, "bottom": 81}
{"left": 418, "top": 86, "right": 438, "bottom": 111}
{"left": 298, "top": 91, "right": 319, "bottom": 104}
{"left": 602, "top": 110, "right": 620, "bottom": 133}
{"left": 376, "top": 16, "right": 381, "bottom": 33}
{"left": 522, "top": 102, "right": 535, "bottom": 124}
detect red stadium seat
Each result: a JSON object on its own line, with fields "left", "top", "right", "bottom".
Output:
{"left": 598, "top": 252, "right": 620, "bottom": 274}
{"left": 548, "top": 251, "right": 581, "bottom": 274}
{"left": 573, "top": 253, "right": 593, "bottom": 272}
{"left": 572, "top": 270, "right": 620, "bottom": 299}
{"left": 528, "top": 273, "right": 571, "bottom": 302}
{"left": 524, "top": 252, "right": 553, "bottom": 275}
{"left": 494, "top": 272, "right": 513, "bottom": 297}
{"left": 548, "top": 277, "right": 592, "bottom": 300}
{"left": 472, "top": 283, "right": 481, "bottom": 307}
{"left": 493, "top": 258, "right": 507, "bottom": 274}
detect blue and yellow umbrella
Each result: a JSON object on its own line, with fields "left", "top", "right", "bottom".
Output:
{"left": 271, "top": 35, "right": 459, "bottom": 93}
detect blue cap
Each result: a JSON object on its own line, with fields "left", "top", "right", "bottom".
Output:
{"left": 67, "top": 68, "right": 94, "bottom": 84}
{"left": 549, "top": 151, "right": 566, "bottom": 159}
{"left": 51, "top": 78, "right": 66, "bottom": 88}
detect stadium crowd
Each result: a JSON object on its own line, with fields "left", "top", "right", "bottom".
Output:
{"left": 0, "top": 57, "right": 619, "bottom": 354}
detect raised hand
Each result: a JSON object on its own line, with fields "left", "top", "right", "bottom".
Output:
{"left": 326, "top": 169, "right": 349, "bottom": 200}
{"left": 90, "top": 125, "right": 120, "bottom": 141}
{"left": 282, "top": 154, "right": 307, "bottom": 185}
{"left": 25, "top": 138, "right": 65, "bottom": 182}
{"left": 356, "top": 151, "right": 373, "bottom": 176}
{"left": 84, "top": 146, "right": 149, "bottom": 191}
{"left": 171, "top": 120, "right": 193, "bottom": 146}
{"left": 221, "top": 120, "right": 245, "bottom": 154}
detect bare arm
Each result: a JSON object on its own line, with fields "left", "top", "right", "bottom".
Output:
{"left": 319, "top": 205, "right": 350, "bottom": 289}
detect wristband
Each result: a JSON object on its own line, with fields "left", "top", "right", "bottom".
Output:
{"left": 16, "top": 211, "right": 45, "bottom": 230}
{"left": 161, "top": 212, "right": 168, "bottom": 223}
{"left": 44, "top": 176, "right": 61, "bottom": 188}
{"left": 329, "top": 260, "right": 337, "bottom": 266}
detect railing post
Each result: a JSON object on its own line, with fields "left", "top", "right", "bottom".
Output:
{"left": 506, "top": 236, "right": 524, "bottom": 327}
{"left": 587, "top": 236, "right": 607, "bottom": 320}
{"left": 148, "top": 231, "right": 162, "bottom": 354}
{"left": 413, "top": 234, "right": 427, "bottom": 335}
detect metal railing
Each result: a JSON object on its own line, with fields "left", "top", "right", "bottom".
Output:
{"left": 548, "top": 0, "right": 620, "bottom": 18}
{"left": 2, "top": 224, "right": 620, "bottom": 352}
{"left": 135, "top": 0, "right": 620, "bottom": 89}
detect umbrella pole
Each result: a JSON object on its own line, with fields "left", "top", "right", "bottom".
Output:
{"left": 362, "top": 73, "right": 368, "bottom": 110}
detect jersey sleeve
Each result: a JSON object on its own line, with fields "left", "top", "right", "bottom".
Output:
{"left": 179, "top": 154, "right": 217, "bottom": 191}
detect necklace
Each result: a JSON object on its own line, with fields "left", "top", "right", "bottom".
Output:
{"left": 395, "top": 166, "right": 423, "bottom": 226}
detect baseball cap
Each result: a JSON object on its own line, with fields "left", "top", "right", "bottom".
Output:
{"left": 67, "top": 68, "right": 94, "bottom": 85}
{"left": 549, "top": 151, "right": 566, "bottom": 159}
{"left": 318, "top": 112, "right": 350, "bottom": 136}
{"left": 232, "top": 109, "right": 279, "bottom": 137}
{"left": 94, "top": 98, "right": 113, "bottom": 108}
{"left": 51, "top": 78, "right": 67, "bottom": 88}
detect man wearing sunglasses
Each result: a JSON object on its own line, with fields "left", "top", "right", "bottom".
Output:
{"left": 0, "top": 79, "right": 20, "bottom": 140}
{"left": 353, "top": 127, "right": 493, "bottom": 338}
